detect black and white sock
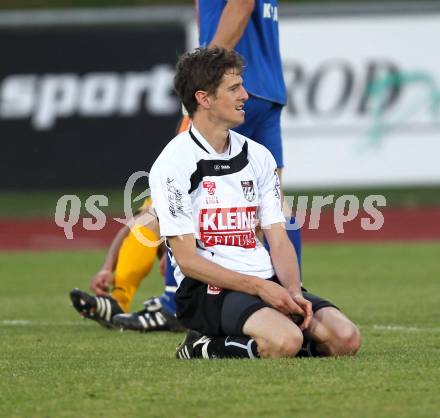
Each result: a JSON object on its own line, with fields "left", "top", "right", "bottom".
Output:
{"left": 194, "top": 336, "right": 260, "bottom": 359}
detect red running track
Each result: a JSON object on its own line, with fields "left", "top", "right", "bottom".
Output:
{"left": 0, "top": 207, "right": 439, "bottom": 251}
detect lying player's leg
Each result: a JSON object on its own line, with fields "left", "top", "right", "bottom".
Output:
{"left": 69, "top": 288, "right": 123, "bottom": 329}
{"left": 112, "top": 254, "right": 184, "bottom": 332}
{"left": 70, "top": 204, "right": 162, "bottom": 328}
{"left": 111, "top": 224, "right": 159, "bottom": 312}
{"left": 69, "top": 224, "right": 158, "bottom": 328}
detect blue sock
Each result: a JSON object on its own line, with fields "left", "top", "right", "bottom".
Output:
{"left": 159, "top": 254, "right": 177, "bottom": 315}
{"left": 265, "top": 216, "right": 302, "bottom": 273}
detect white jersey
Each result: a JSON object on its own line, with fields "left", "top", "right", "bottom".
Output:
{"left": 149, "top": 125, "right": 285, "bottom": 287}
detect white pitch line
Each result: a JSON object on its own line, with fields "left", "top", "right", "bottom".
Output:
{"left": 1, "top": 320, "right": 440, "bottom": 333}
{"left": 0, "top": 320, "right": 94, "bottom": 326}
{"left": 371, "top": 325, "right": 440, "bottom": 333}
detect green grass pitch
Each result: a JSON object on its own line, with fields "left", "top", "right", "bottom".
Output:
{"left": 1, "top": 242, "right": 439, "bottom": 418}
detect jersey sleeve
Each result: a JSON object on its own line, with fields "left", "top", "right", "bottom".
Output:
{"left": 257, "top": 151, "right": 285, "bottom": 228}
{"left": 150, "top": 160, "right": 195, "bottom": 237}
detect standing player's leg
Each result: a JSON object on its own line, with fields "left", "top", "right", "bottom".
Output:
{"left": 235, "top": 95, "right": 302, "bottom": 268}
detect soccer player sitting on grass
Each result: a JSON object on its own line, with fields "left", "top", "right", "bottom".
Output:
{"left": 149, "top": 47, "right": 361, "bottom": 359}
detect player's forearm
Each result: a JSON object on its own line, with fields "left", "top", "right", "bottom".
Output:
{"left": 269, "top": 238, "right": 302, "bottom": 295}
{"left": 208, "top": 0, "right": 255, "bottom": 49}
{"left": 176, "top": 252, "right": 262, "bottom": 295}
{"left": 100, "top": 224, "right": 130, "bottom": 272}
{"left": 101, "top": 208, "right": 161, "bottom": 271}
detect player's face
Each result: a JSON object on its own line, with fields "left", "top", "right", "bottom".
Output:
{"left": 209, "top": 69, "right": 248, "bottom": 128}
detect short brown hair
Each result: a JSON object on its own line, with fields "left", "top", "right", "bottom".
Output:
{"left": 174, "top": 47, "right": 245, "bottom": 117}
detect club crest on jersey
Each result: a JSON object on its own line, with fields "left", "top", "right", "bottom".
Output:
{"left": 203, "top": 180, "right": 219, "bottom": 204}
{"left": 203, "top": 181, "right": 216, "bottom": 195}
{"left": 241, "top": 180, "right": 256, "bottom": 202}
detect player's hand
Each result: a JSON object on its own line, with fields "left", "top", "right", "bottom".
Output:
{"left": 257, "top": 280, "right": 305, "bottom": 317}
{"left": 90, "top": 270, "right": 113, "bottom": 296}
{"left": 159, "top": 253, "right": 167, "bottom": 277}
{"left": 290, "top": 293, "right": 313, "bottom": 331}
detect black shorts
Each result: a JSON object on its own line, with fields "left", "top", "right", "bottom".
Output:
{"left": 175, "top": 276, "right": 338, "bottom": 336}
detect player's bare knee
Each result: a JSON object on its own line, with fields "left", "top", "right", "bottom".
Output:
{"left": 243, "top": 307, "right": 304, "bottom": 358}
{"left": 278, "top": 329, "right": 303, "bottom": 357}
{"left": 333, "top": 323, "right": 361, "bottom": 356}
{"left": 263, "top": 327, "right": 303, "bottom": 358}
{"left": 344, "top": 324, "right": 361, "bottom": 355}
{"left": 254, "top": 337, "right": 272, "bottom": 358}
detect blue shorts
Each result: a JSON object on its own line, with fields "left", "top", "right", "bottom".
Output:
{"left": 235, "top": 95, "right": 284, "bottom": 169}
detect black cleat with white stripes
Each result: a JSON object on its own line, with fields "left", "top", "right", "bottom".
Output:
{"left": 176, "top": 329, "right": 210, "bottom": 360}
{"left": 112, "top": 296, "right": 185, "bottom": 333}
{"left": 69, "top": 288, "right": 123, "bottom": 329}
